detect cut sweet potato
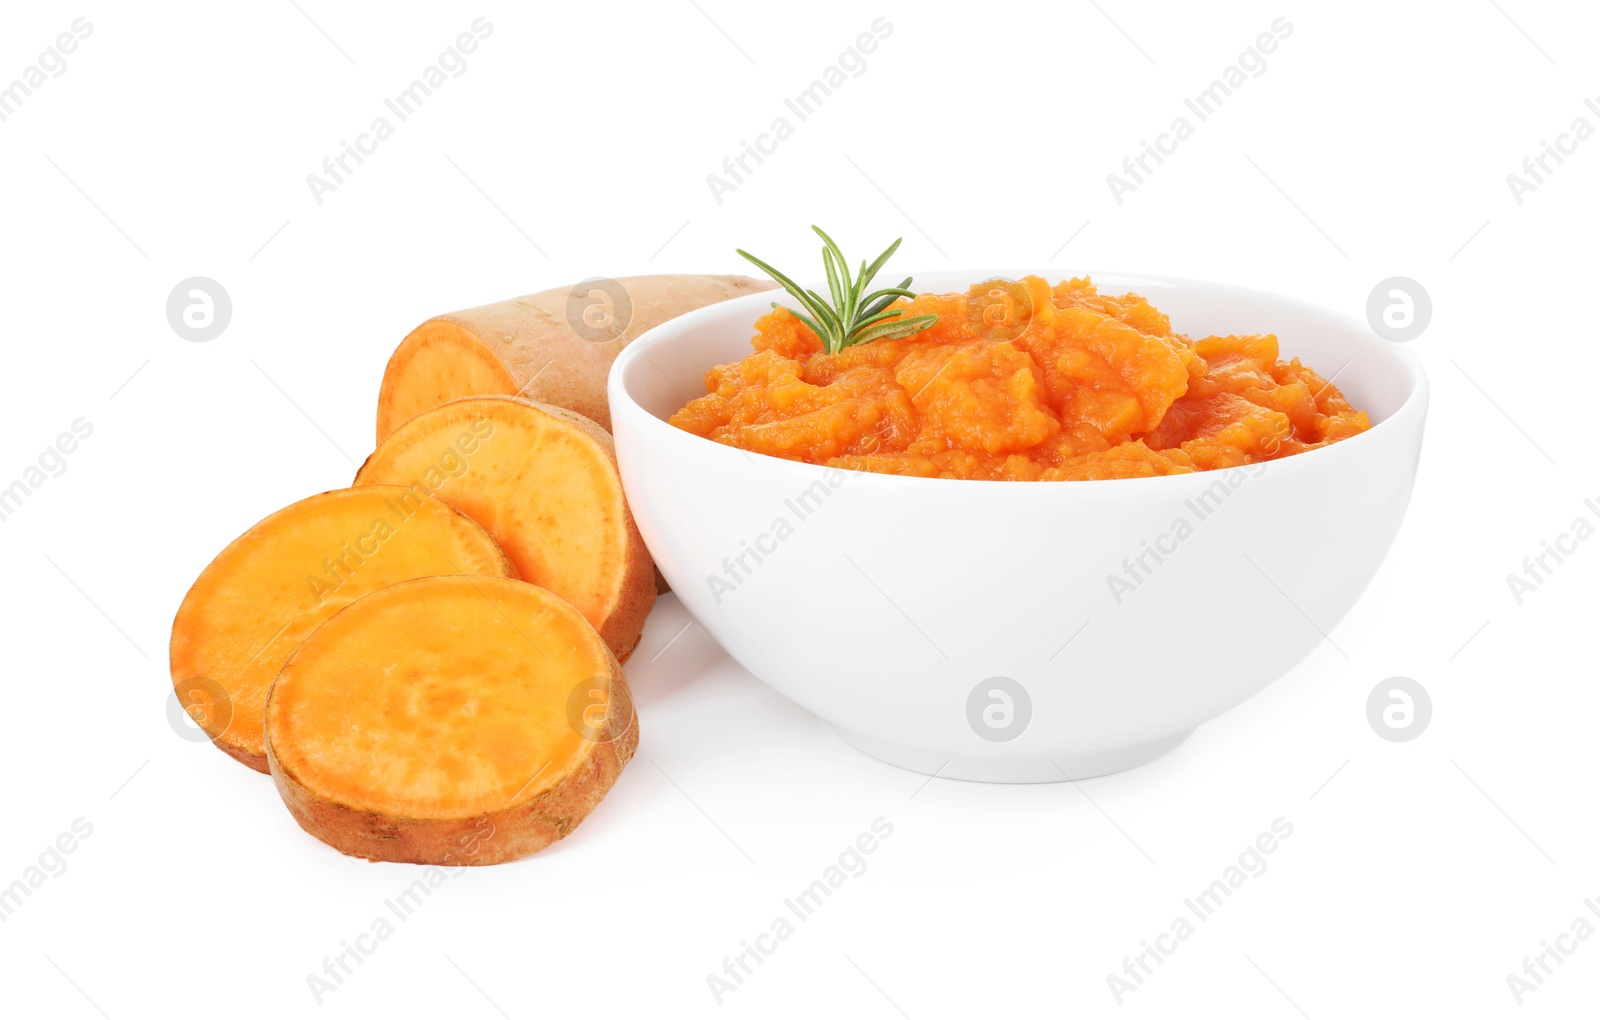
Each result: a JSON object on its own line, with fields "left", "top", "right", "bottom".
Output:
{"left": 169, "top": 486, "right": 514, "bottom": 772}
{"left": 354, "top": 395, "right": 655, "bottom": 661}
{"left": 265, "top": 575, "right": 638, "bottom": 864}
{"left": 375, "top": 274, "right": 774, "bottom": 441}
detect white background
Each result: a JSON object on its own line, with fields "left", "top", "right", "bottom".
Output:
{"left": 1, "top": 1, "right": 1596, "bottom": 1016}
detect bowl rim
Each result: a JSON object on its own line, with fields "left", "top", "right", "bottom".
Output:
{"left": 609, "top": 268, "right": 1430, "bottom": 491}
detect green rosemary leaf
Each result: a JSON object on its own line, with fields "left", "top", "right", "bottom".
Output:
{"left": 806, "top": 288, "right": 840, "bottom": 322}
{"left": 807, "top": 291, "right": 845, "bottom": 351}
{"left": 811, "top": 227, "right": 851, "bottom": 284}
{"left": 860, "top": 284, "right": 917, "bottom": 304}
{"left": 737, "top": 249, "right": 833, "bottom": 327}
{"left": 847, "top": 313, "right": 939, "bottom": 348}
{"left": 814, "top": 228, "right": 859, "bottom": 329}
{"left": 859, "top": 279, "right": 916, "bottom": 319}
{"left": 849, "top": 308, "right": 912, "bottom": 334}
{"left": 822, "top": 247, "right": 845, "bottom": 316}
{"left": 860, "top": 238, "right": 902, "bottom": 292}
{"left": 736, "top": 231, "right": 936, "bottom": 354}
{"left": 787, "top": 308, "right": 825, "bottom": 340}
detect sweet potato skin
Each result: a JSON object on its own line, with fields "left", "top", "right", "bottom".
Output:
{"left": 268, "top": 716, "right": 637, "bottom": 865}
{"left": 265, "top": 577, "right": 639, "bottom": 864}
{"left": 220, "top": 720, "right": 268, "bottom": 772}
{"left": 376, "top": 274, "right": 774, "bottom": 441}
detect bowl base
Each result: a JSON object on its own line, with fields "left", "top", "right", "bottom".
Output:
{"left": 832, "top": 727, "right": 1193, "bottom": 784}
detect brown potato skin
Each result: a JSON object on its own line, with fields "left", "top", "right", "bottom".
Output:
{"left": 376, "top": 273, "right": 774, "bottom": 440}
{"left": 266, "top": 638, "right": 639, "bottom": 866}
{"left": 220, "top": 742, "right": 269, "bottom": 774}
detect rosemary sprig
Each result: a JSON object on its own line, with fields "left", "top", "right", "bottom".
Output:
{"left": 737, "top": 227, "right": 938, "bottom": 355}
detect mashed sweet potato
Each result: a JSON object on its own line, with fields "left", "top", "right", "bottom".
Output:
{"left": 669, "top": 276, "right": 1371, "bottom": 480}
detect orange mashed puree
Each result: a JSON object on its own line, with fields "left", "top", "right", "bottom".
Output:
{"left": 670, "top": 276, "right": 1371, "bottom": 480}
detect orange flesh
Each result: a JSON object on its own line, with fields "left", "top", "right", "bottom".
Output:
{"left": 669, "top": 276, "right": 1372, "bottom": 480}
{"left": 377, "top": 321, "right": 519, "bottom": 443}
{"left": 355, "top": 398, "right": 639, "bottom": 646}
{"left": 267, "top": 577, "right": 609, "bottom": 817}
{"left": 169, "top": 487, "right": 514, "bottom": 768}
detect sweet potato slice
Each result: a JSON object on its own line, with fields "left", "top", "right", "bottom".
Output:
{"left": 354, "top": 395, "right": 655, "bottom": 661}
{"left": 169, "top": 487, "right": 514, "bottom": 772}
{"left": 375, "top": 273, "right": 775, "bottom": 441}
{"left": 265, "top": 576, "right": 638, "bottom": 864}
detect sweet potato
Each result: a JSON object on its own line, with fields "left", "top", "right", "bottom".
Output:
{"left": 354, "top": 395, "right": 654, "bottom": 661}
{"left": 169, "top": 486, "right": 514, "bottom": 772}
{"left": 374, "top": 274, "right": 774, "bottom": 441}
{"left": 265, "top": 575, "right": 637, "bottom": 864}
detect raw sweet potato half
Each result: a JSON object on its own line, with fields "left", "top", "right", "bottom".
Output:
{"left": 169, "top": 486, "right": 514, "bottom": 771}
{"left": 354, "top": 395, "right": 655, "bottom": 661}
{"left": 265, "top": 575, "right": 638, "bottom": 864}
{"left": 374, "top": 273, "right": 773, "bottom": 441}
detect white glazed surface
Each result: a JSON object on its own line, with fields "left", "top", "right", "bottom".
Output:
{"left": 609, "top": 272, "right": 1428, "bottom": 781}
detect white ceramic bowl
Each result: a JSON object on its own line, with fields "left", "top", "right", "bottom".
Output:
{"left": 609, "top": 271, "right": 1428, "bottom": 782}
